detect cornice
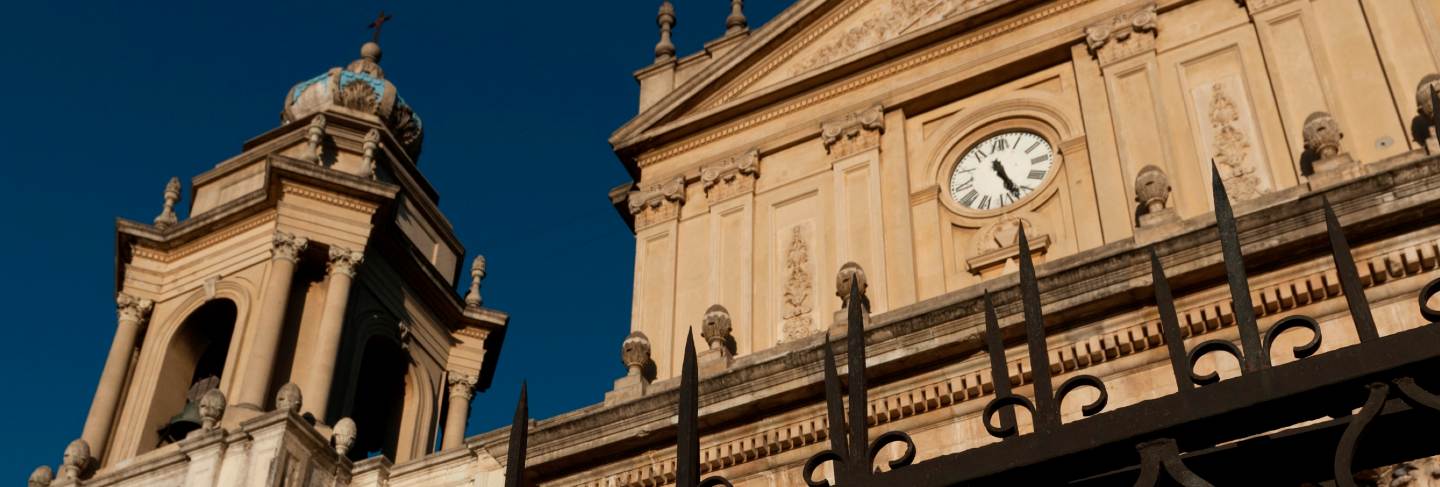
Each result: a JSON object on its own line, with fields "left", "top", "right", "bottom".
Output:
{"left": 130, "top": 211, "right": 277, "bottom": 264}
{"left": 477, "top": 155, "right": 1440, "bottom": 480}
{"left": 620, "top": 0, "right": 1088, "bottom": 171}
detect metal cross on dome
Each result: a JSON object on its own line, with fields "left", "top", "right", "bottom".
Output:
{"left": 368, "top": 11, "right": 393, "bottom": 43}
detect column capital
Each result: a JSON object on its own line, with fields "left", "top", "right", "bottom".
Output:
{"left": 447, "top": 373, "right": 479, "bottom": 401}
{"left": 271, "top": 231, "right": 310, "bottom": 263}
{"left": 327, "top": 246, "right": 365, "bottom": 278}
{"left": 116, "top": 293, "right": 154, "bottom": 325}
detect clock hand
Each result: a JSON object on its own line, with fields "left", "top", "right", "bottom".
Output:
{"left": 990, "top": 159, "right": 1022, "bottom": 198}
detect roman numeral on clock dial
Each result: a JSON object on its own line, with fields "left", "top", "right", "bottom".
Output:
{"left": 947, "top": 131, "right": 1054, "bottom": 211}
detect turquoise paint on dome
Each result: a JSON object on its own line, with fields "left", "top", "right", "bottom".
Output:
{"left": 290, "top": 73, "right": 330, "bottom": 102}
{"left": 339, "top": 71, "right": 386, "bottom": 101}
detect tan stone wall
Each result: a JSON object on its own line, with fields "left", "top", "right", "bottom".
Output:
{"left": 624, "top": 0, "right": 1440, "bottom": 383}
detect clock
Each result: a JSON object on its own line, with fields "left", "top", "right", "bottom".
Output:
{"left": 948, "top": 131, "right": 1054, "bottom": 211}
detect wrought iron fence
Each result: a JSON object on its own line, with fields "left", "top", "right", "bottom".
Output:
{"left": 500, "top": 164, "right": 1440, "bottom": 486}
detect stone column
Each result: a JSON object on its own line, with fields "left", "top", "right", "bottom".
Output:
{"left": 81, "top": 293, "right": 153, "bottom": 460}
{"left": 235, "top": 231, "right": 308, "bottom": 410}
{"left": 304, "top": 246, "right": 363, "bottom": 421}
{"left": 442, "top": 373, "right": 478, "bottom": 449}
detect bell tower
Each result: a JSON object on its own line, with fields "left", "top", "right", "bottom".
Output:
{"left": 76, "top": 35, "right": 508, "bottom": 471}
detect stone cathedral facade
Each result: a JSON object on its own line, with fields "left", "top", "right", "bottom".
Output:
{"left": 30, "top": 0, "right": 1440, "bottom": 486}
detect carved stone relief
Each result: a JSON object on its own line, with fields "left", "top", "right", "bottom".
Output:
{"left": 1203, "top": 81, "right": 1267, "bottom": 202}
{"left": 628, "top": 176, "right": 687, "bottom": 229}
{"left": 1085, "top": 4, "right": 1157, "bottom": 66}
{"left": 966, "top": 217, "right": 1050, "bottom": 276}
{"left": 821, "top": 103, "right": 884, "bottom": 157}
{"left": 338, "top": 81, "right": 378, "bottom": 114}
{"left": 780, "top": 226, "right": 816, "bottom": 342}
{"left": 790, "top": 0, "right": 999, "bottom": 76}
{"left": 701, "top": 149, "right": 760, "bottom": 202}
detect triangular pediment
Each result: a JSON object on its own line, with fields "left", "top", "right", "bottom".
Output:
{"left": 616, "top": 0, "right": 1003, "bottom": 148}
{"left": 698, "top": 0, "right": 973, "bottom": 109}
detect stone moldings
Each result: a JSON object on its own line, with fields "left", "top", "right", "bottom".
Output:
{"left": 591, "top": 231, "right": 1440, "bottom": 487}
{"left": 781, "top": 226, "right": 816, "bottom": 342}
{"left": 821, "top": 103, "right": 884, "bottom": 157}
{"left": 1208, "top": 83, "right": 1266, "bottom": 201}
{"left": 628, "top": 176, "right": 687, "bottom": 229}
{"left": 636, "top": 0, "right": 1096, "bottom": 169}
{"left": 1084, "top": 4, "right": 1157, "bottom": 66}
{"left": 700, "top": 149, "right": 760, "bottom": 202}
{"left": 790, "top": 0, "right": 999, "bottom": 76}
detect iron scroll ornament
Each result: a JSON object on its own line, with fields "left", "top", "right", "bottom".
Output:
{"left": 801, "top": 281, "right": 917, "bottom": 486}
{"left": 980, "top": 229, "right": 1110, "bottom": 439}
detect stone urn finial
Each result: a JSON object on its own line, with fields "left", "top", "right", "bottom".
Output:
{"left": 275, "top": 383, "right": 303, "bottom": 415}
{"left": 332, "top": 417, "right": 357, "bottom": 456}
{"left": 836, "top": 262, "right": 868, "bottom": 309}
{"left": 58, "top": 439, "right": 92, "bottom": 482}
{"left": 1134, "top": 165, "right": 1172, "bottom": 215}
{"left": 1302, "top": 112, "right": 1343, "bottom": 159}
{"left": 307, "top": 114, "right": 328, "bottom": 164}
{"left": 1416, "top": 74, "right": 1440, "bottom": 119}
{"left": 621, "top": 331, "right": 652, "bottom": 377}
{"left": 153, "top": 177, "right": 182, "bottom": 230}
{"left": 701, "top": 304, "right": 733, "bottom": 352}
{"left": 28, "top": 466, "right": 52, "bottom": 487}
{"left": 362, "top": 128, "right": 382, "bottom": 180}
{"left": 199, "top": 388, "right": 227, "bottom": 431}
{"left": 465, "top": 255, "right": 486, "bottom": 308}
{"left": 654, "top": 1, "right": 677, "bottom": 61}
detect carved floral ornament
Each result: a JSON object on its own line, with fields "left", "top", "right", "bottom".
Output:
{"left": 272, "top": 231, "right": 310, "bottom": 263}
{"left": 448, "top": 373, "right": 479, "bottom": 400}
{"left": 116, "top": 292, "right": 154, "bottom": 324}
{"left": 327, "top": 246, "right": 365, "bottom": 278}
{"left": 781, "top": 226, "right": 816, "bottom": 342}
{"left": 1084, "top": 4, "right": 1157, "bottom": 66}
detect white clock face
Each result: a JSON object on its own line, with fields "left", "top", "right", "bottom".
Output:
{"left": 948, "top": 131, "right": 1054, "bottom": 211}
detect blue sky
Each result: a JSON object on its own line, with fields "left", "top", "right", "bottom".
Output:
{"left": 0, "top": 0, "right": 789, "bottom": 477}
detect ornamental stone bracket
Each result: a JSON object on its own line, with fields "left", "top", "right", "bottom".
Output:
{"left": 821, "top": 103, "right": 884, "bottom": 157}
{"left": 628, "top": 176, "right": 687, "bottom": 229}
{"left": 965, "top": 217, "right": 1051, "bottom": 277}
{"left": 1084, "top": 4, "right": 1158, "bottom": 67}
{"left": 701, "top": 149, "right": 760, "bottom": 202}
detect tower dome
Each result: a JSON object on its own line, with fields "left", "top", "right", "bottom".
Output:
{"left": 282, "top": 41, "right": 424, "bottom": 159}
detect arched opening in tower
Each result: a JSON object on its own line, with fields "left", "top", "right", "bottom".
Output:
{"left": 144, "top": 299, "right": 237, "bottom": 450}
{"left": 347, "top": 336, "right": 407, "bottom": 461}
